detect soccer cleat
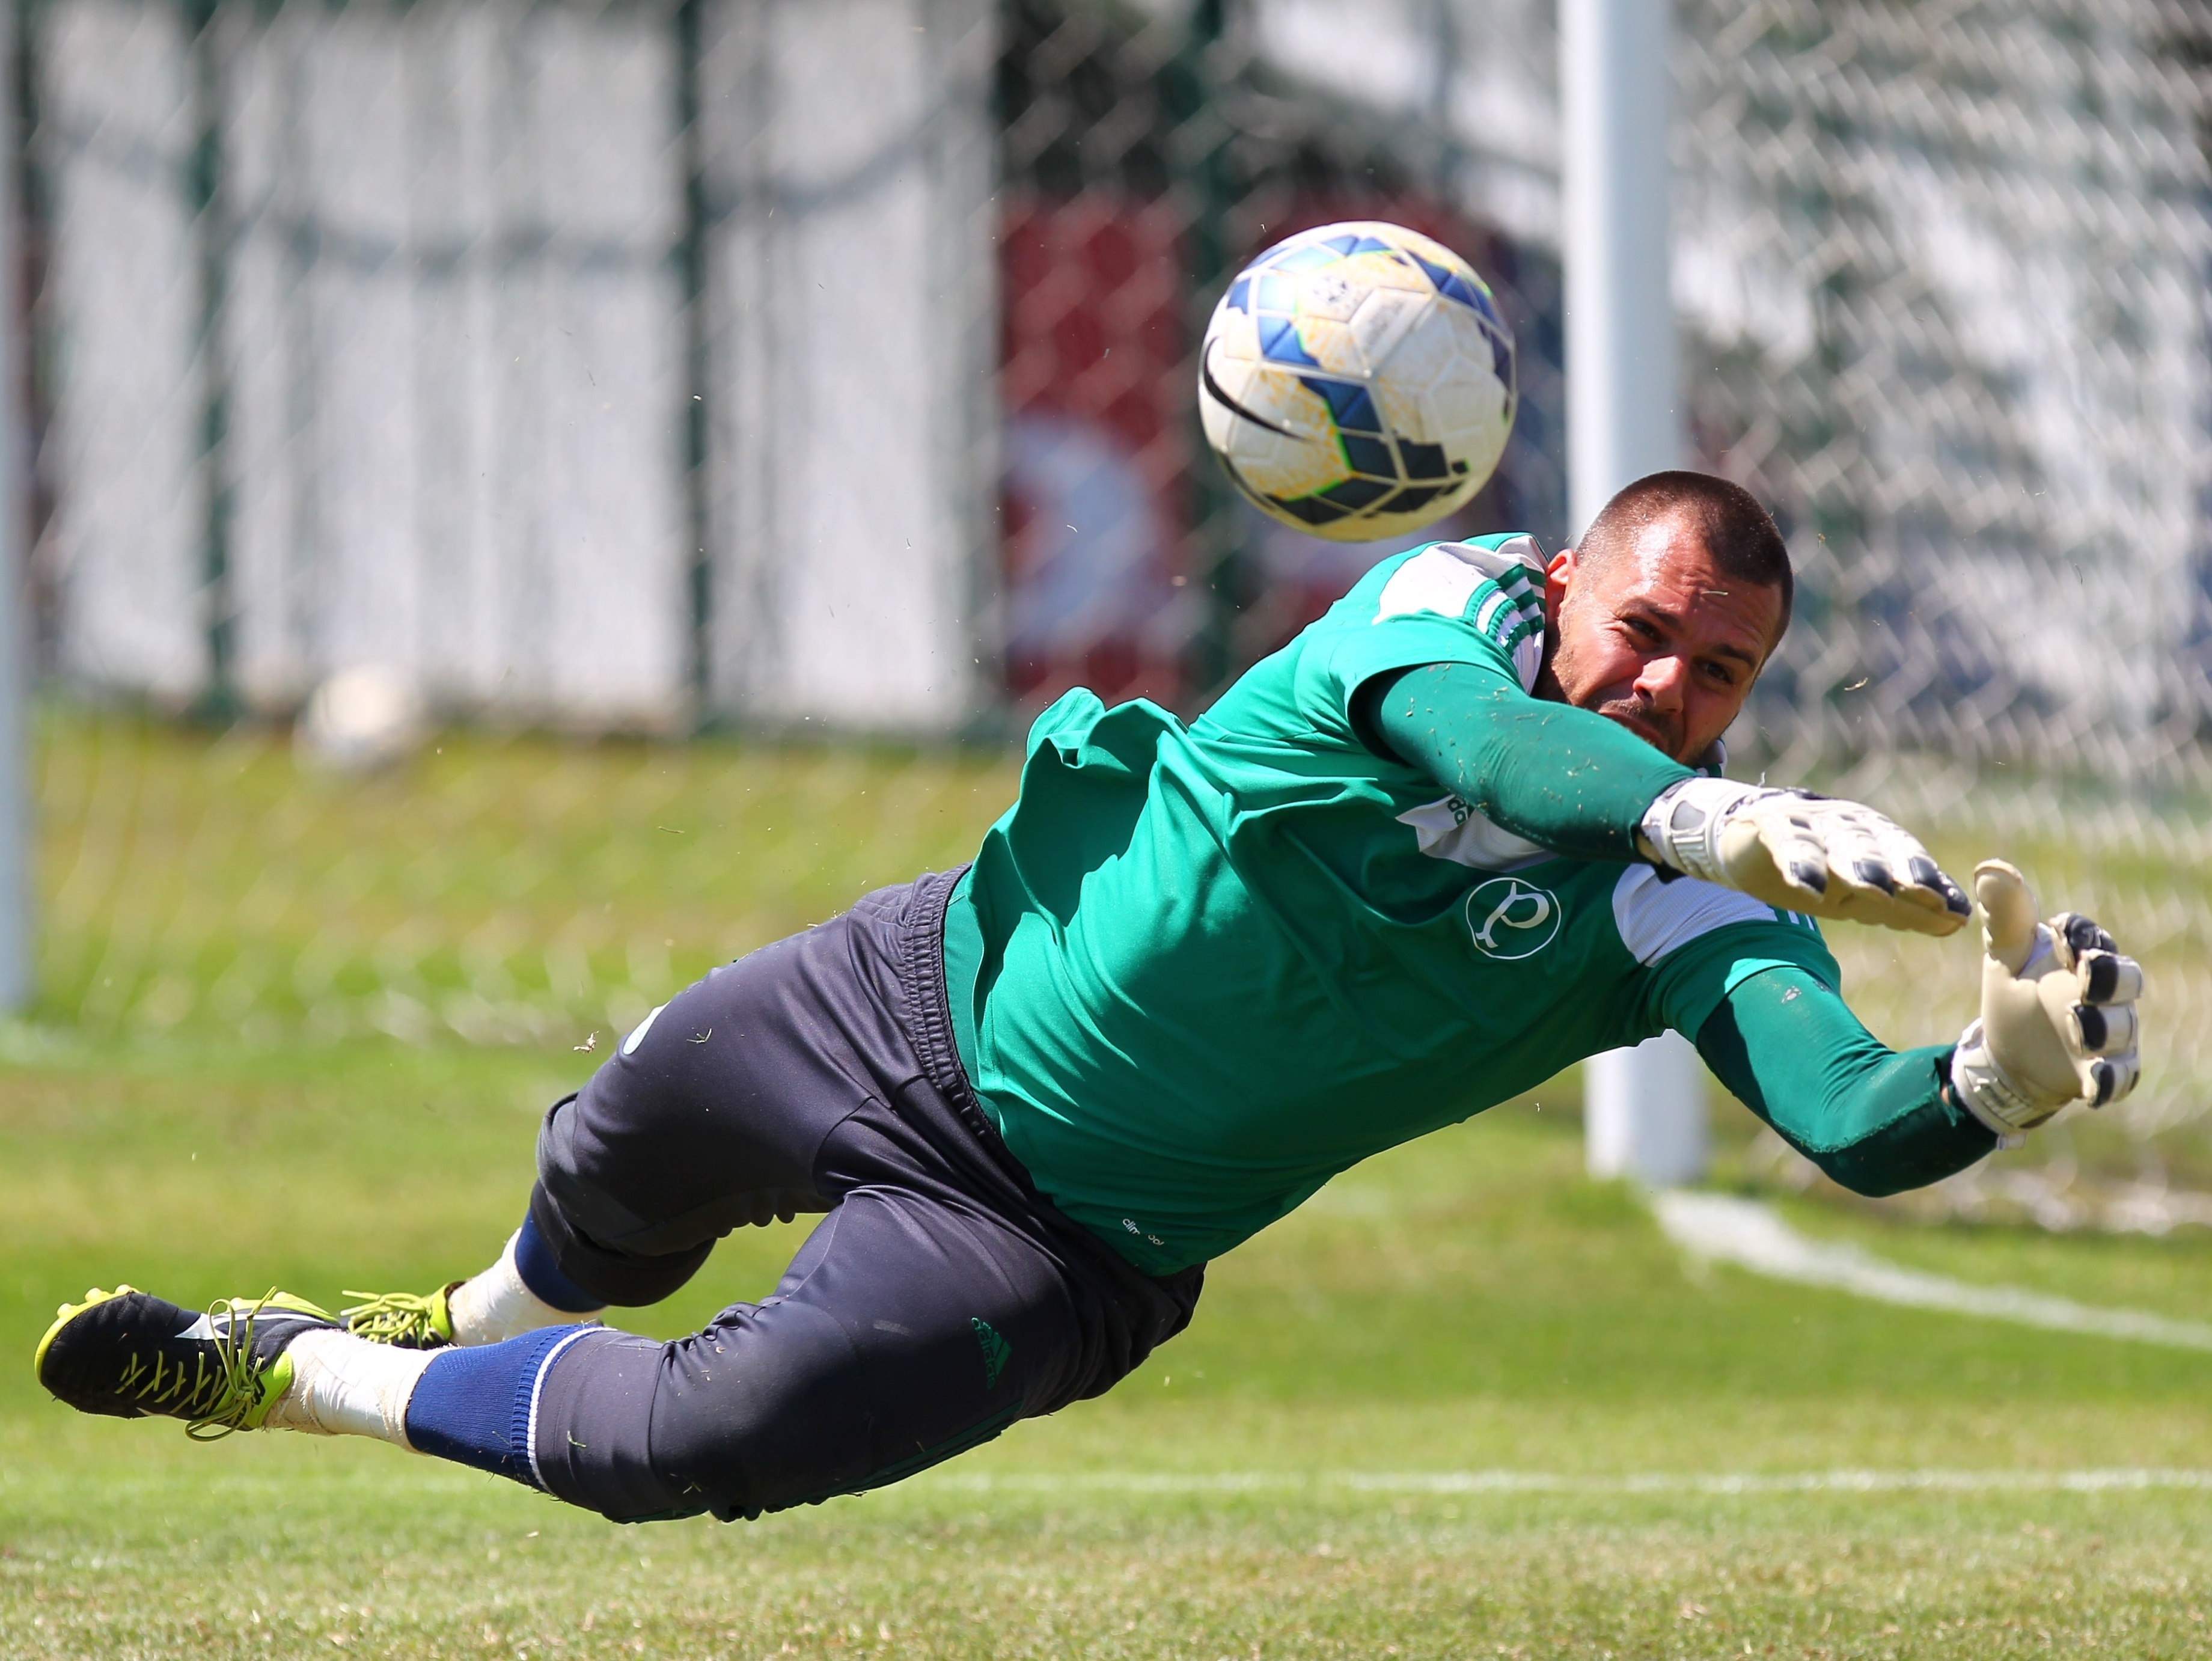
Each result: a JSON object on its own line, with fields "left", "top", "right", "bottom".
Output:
{"left": 34, "top": 1285, "right": 338, "bottom": 1439}
{"left": 339, "top": 1282, "right": 458, "bottom": 1350}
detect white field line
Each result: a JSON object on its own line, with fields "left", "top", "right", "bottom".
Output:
{"left": 9, "top": 1466, "right": 2212, "bottom": 1502}
{"left": 924, "top": 1469, "right": 2212, "bottom": 1496}
{"left": 1654, "top": 1190, "right": 2212, "bottom": 1351}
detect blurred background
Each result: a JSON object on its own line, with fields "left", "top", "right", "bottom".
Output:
{"left": 17, "top": 0, "right": 2212, "bottom": 1226}
{"left": 16, "top": 14, "right": 2212, "bottom": 1650}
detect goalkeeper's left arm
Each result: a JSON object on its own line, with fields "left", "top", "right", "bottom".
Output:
{"left": 1695, "top": 967, "right": 1987, "bottom": 1195}
{"left": 1694, "top": 863, "right": 2144, "bottom": 1194}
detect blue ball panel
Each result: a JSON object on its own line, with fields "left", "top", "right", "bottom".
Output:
{"left": 1319, "top": 476, "right": 1395, "bottom": 511}
{"left": 1274, "top": 243, "right": 1344, "bottom": 274}
{"left": 1340, "top": 433, "right": 1395, "bottom": 477}
{"left": 1277, "top": 494, "right": 1352, "bottom": 525}
{"left": 1440, "top": 272, "right": 1490, "bottom": 313}
{"left": 1298, "top": 376, "right": 1382, "bottom": 433}
{"left": 1399, "top": 439, "right": 1450, "bottom": 481}
{"left": 1384, "top": 483, "right": 1452, "bottom": 515}
{"left": 1260, "top": 316, "right": 1321, "bottom": 367}
{"left": 1408, "top": 251, "right": 1498, "bottom": 319}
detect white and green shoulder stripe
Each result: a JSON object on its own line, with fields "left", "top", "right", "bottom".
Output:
{"left": 1610, "top": 866, "right": 1821, "bottom": 966}
{"left": 1370, "top": 534, "right": 1546, "bottom": 691}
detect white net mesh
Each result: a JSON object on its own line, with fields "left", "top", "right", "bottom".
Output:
{"left": 1674, "top": 0, "right": 2212, "bottom": 1191}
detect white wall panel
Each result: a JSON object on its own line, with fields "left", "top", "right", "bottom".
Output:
{"left": 36, "top": 0, "right": 991, "bottom": 732}
{"left": 38, "top": 0, "right": 207, "bottom": 700}
{"left": 699, "top": 0, "right": 997, "bottom": 733}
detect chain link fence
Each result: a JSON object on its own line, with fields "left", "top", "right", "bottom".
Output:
{"left": 995, "top": 0, "right": 1565, "bottom": 711}
{"left": 21, "top": 0, "right": 2212, "bottom": 1219}
{"left": 30, "top": 0, "right": 998, "bottom": 731}
{"left": 18, "top": 0, "right": 1568, "bottom": 1030}
{"left": 29, "top": 707, "right": 1016, "bottom": 1051}
{"left": 1675, "top": 0, "right": 2212, "bottom": 1210}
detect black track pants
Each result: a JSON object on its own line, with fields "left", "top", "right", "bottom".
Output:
{"left": 521, "top": 869, "right": 1204, "bottom": 1523}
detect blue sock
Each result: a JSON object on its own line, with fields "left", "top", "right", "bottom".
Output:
{"left": 404, "top": 1327, "right": 593, "bottom": 1487}
{"left": 514, "top": 1213, "right": 603, "bottom": 1313}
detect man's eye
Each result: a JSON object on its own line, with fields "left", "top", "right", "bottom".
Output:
{"left": 1624, "top": 617, "right": 1659, "bottom": 641}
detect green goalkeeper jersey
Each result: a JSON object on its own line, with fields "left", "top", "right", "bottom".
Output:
{"left": 944, "top": 534, "right": 1838, "bottom": 1274}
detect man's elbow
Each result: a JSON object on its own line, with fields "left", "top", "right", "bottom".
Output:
{"left": 1806, "top": 1132, "right": 1991, "bottom": 1199}
{"left": 1812, "top": 1152, "right": 1916, "bottom": 1199}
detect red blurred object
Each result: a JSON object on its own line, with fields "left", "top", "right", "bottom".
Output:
{"left": 999, "top": 195, "right": 1196, "bottom": 712}
{"left": 997, "top": 192, "right": 1525, "bottom": 715}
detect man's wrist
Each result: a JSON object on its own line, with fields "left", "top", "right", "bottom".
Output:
{"left": 1635, "top": 777, "right": 1767, "bottom": 879}
{"left": 1946, "top": 1021, "right": 2038, "bottom": 1147}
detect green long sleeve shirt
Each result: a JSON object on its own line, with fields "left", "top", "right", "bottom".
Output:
{"left": 1366, "top": 658, "right": 1991, "bottom": 1196}
{"left": 943, "top": 535, "right": 1993, "bottom": 1273}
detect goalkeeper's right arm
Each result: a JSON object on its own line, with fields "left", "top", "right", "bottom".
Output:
{"left": 1362, "top": 660, "right": 1972, "bottom": 936}
{"left": 1693, "top": 863, "right": 2145, "bottom": 1191}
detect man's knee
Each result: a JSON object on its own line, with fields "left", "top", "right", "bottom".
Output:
{"left": 531, "top": 1067, "right": 834, "bottom": 1308}
{"left": 525, "top": 1329, "right": 706, "bottom": 1522}
{"left": 652, "top": 1299, "right": 883, "bottom": 1518}
{"left": 525, "top": 1176, "right": 712, "bottom": 1311}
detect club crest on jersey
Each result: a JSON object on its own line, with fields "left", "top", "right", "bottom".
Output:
{"left": 1465, "top": 875, "right": 1562, "bottom": 960}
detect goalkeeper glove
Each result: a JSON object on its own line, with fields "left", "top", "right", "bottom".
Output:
{"left": 1949, "top": 859, "right": 2143, "bottom": 1141}
{"left": 1636, "top": 777, "right": 1972, "bottom": 936}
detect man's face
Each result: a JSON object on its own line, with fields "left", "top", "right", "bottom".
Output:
{"left": 1536, "top": 510, "right": 1783, "bottom": 766}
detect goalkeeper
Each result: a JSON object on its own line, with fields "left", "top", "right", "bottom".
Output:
{"left": 37, "top": 471, "right": 2142, "bottom": 1523}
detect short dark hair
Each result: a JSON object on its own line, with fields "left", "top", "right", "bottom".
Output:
{"left": 1578, "top": 471, "right": 1793, "bottom": 640}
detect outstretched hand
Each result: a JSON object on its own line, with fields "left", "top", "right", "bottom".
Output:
{"left": 1949, "top": 860, "right": 2143, "bottom": 1139}
{"left": 1638, "top": 778, "right": 1972, "bottom": 936}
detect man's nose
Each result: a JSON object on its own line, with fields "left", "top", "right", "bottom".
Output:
{"left": 1635, "top": 653, "right": 1688, "bottom": 710}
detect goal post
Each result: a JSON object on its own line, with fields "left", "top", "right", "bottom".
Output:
{"left": 1563, "top": 0, "right": 1705, "bottom": 1185}
{"left": 0, "top": 0, "right": 28, "bottom": 1017}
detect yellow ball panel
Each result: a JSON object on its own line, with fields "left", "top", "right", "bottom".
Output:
{"left": 1206, "top": 306, "right": 1265, "bottom": 367}
{"left": 1294, "top": 317, "right": 1369, "bottom": 380}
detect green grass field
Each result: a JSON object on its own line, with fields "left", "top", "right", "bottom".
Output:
{"left": 5, "top": 713, "right": 2212, "bottom": 1657}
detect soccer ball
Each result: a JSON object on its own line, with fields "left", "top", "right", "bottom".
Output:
{"left": 1197, "top": 221, "right": 1517, "bottom": 542}
{"left": 298, "top": 665, "right": 426, "bottom": 772}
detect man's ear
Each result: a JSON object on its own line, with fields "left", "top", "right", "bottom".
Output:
{"left": 1543, "top": 546, "right": 1578, "bottom": 626}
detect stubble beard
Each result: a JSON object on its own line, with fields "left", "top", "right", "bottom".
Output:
{"left": 1544, "top": 631, "right": 1689, "bottom": 762}
{"left": 1591, "top": 696, "right": 1684, "bottom": 762}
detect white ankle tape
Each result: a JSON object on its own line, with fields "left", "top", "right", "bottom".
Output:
{"left": 445, "top": 1230, "right": 603, "bottom": 1347}
{"left": 267, "top": 1330, "right": 433, "bottom": 1447}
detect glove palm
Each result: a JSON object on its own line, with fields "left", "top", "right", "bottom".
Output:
{"left": 1951, "top": 860, "right": 2143, "bottom": 1139}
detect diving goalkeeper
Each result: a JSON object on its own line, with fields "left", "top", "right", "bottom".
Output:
{"left": 37, "top": 471, "right": 2143, "bottom": 1523}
